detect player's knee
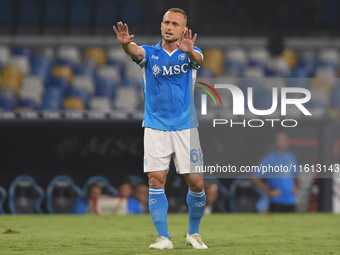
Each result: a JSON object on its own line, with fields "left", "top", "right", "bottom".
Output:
{"left": 189, "top": 179, "right": 204, "bottom": 192}
{"left": 148, "top": 175, "right": 165, "bottom": 188}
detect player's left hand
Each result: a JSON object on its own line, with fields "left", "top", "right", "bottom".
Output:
{"left": 176, "top": 28, "right": 197, "bottom": 54}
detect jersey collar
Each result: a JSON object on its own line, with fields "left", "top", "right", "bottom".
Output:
{"left": 156, "top": 41, "right": 178, "bottom": 56}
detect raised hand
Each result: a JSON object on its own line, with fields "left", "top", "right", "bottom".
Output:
{"left": 176, "top": 28, "right": 197, "bottom": 53}
{"left": 113, "top": 22, "right": 134, "bottom": 45}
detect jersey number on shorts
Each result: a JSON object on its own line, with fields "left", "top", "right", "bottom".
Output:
{"left": 191, "top": 148, "right": 203, "bottom": 163}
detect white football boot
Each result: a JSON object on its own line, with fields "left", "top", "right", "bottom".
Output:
{"left": 149, "top": 236, "right": 174, "bottom": 250}
{"left": 186, "top": 233, "right": 208, "bottom": 249}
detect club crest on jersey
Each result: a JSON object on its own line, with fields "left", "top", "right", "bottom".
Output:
{"left": 153, "top": 63, "right": 189, "bottom": 77}
{"left": 178, "top": 53, "right": 186, "bottom": 60}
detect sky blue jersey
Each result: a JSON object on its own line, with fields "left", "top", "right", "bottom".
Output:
{"left": 138, "top": 41, "right": 203, "bottom": 131}
{"left": 255, "top": 151, "right": 299, "bottom": 205}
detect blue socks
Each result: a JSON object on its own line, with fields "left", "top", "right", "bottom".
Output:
{"left": 149, "top": 188, "right": 206, "bottom": 238}
{"left": 149, "top": 188, "right": 170, "bottom": 239}
{"left": 187, "top": 189, "right": 206, "bottom": 234}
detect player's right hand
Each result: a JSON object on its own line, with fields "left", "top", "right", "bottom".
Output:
{"left": 269, "top": 189, "right": 281, "bottom": 197}
{"left": 113, "top": 21, "right": 134, "bottom": 45}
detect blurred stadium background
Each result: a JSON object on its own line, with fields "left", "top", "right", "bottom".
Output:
{"left": 0, "top": 0, "right": 340, "bottom": 216}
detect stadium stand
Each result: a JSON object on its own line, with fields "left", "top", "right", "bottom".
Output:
{"left": 0, "top": 186, "right": 7, "bottom": 214}
{"left": 83, "top": 176, "right": 119, "bottom": 196}
{"left": 46, "top": 175, "right": 83, "bottom": 214}
{"left": 0, "top": 36, "right": 339, "bottom": 116}
{"left": 8, "top": 175, "right": 44, "bottom": 214}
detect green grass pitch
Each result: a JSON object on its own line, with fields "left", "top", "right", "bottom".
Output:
{"left": 1, "top": 213, "right": 340, "bottom": 254}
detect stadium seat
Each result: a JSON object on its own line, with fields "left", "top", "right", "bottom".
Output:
{"left": 224, "top": 47, "right": 247, "bottom": 77}
{"left": 0, "top": 65, "right": 23, "bottom": 94}
{"left": 248, "top": 48, "right": 270, "bottom": 67}
{"left": 97, "top": 66, "right": 121, "bottom": 85}
{"left": 57, "top": 46, "right": 81, "bottom": 66}
{"left": 265, "top": 58, "right": 290, "bottom": 77}
{"left": 46, "top": 176, "right": 83, "bottom": 214}
{"left": 8, "top": 175, "right": 44, "bottom": 214}
{"left": 0, "top": 97, "right": 15, "bottom": 111}
{"left": 16, "top": 98, "right": 38, "bottom": 111}
{"left": 107, "top": 48, "right": 130, "bottom": 66}
{"left": 20, "top": 75, "right": 44, "bottom": 105}
{"left": 124, "top": 61, "right": 142, "bottom": 85}
{"left": 89, "top": 97, "right": 111, "bottom": 110}
{"left": 13, "top": 47, "right": 32, "bottom": 58}
{"left": 318, "top": 48, "right": 339, "bottom": 70}
{"left": 0, "top": 87, "right": 16, "bottom": 100}
{"left": 0, "top": 186, "right": 7, "bottom": 214}
{"left": 85, "top": 47, "right": 107, "bottom": 66}
{"left": 33, "top": 47, "right": 54, "bottom": 59}
{"left": 95, "top": 0, "right": 118, "bottom": 26}
{"left": 280, "top": 48, "right": 297, "bottom": 68}
{"left": 66, "top": 88, "right": 91, "bottom": 108}
{"left": 83, "top": 176, "right": 119, "bottom": 197}
{"left": 204, "top": 177, "right": 229, "bottom": 213}
{"left": 0, "top": 46, "right": 10, "bottom": 64}
{"left": 229, "top": 178, "right": 261, "bottom": 213}
{"left": 8, "top": 56, "right": 31, "bottom": 75}
{"left": 41, "top": 87, "right": 64, "bottom": 110}
{"left": 52, "top": 66, "right": 74, "bottom": 83}
{"left": 297, "top": 50, "right": 316, "bottom": 76}
{"left": 202, "top": 48, "right": 224, "bottom": 77}
{"left": 113, "top": 87, "right": 139, "bottom": 109}
{"left": 74, "top": 65, "right": 96, "bottom": 78}
{"left": 48, "top": 77, "right": 69, "bottom": 94}
{"left": 55, "top": 58, "right": 75, "bottom": 68}
{"left": 72, "top": 75, "right": 95, "bottom": 95}
{"left": 30, "top": 56, "right": 53, "bottom": 83}
{"left": 64, "top": 97, "right": 86, "bottom": 110}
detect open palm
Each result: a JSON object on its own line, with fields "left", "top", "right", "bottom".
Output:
{"left": 113, "top": 22, "right": 134, "bottom": 45}
{"left": 176, "top": 29, "right": 197, "bottom": 53}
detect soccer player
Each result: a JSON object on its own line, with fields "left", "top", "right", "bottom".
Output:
{"left": 113, "top": 8, "right": 207, "bottom": 249}
{"left": 252, "top": 131, "right": 300, "bottom": 212}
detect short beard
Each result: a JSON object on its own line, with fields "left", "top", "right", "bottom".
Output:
{"left": 162, "top": 36, "right": 179, "bottom": 44}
